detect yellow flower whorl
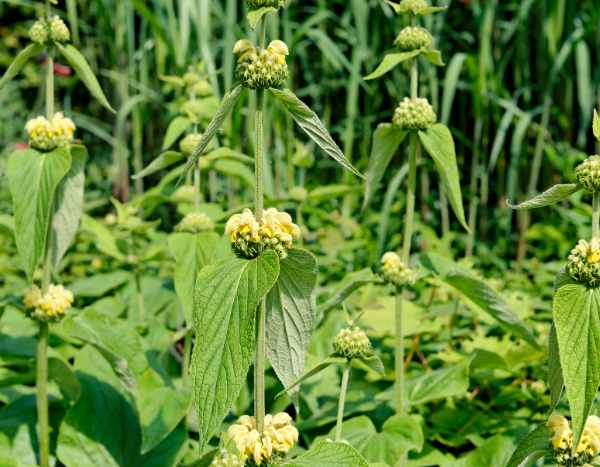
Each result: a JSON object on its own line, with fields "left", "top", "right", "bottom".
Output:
{"left": 25, "top": 113, "right": 76, "bottom": 151}
{"left": 548, "top": 414, "right": 600, "bottom": 466}
{"left": 381, "top": 252, "right": 417, "bottom": 287}
{"left": 234, "top": 40, "right": 289, "bottom": 90}
{"left": 566, "top": 238, "right": 600, "bottom": 288}
{"left": 24, "top": 284, "right": 74, "bottom": 322}
{"left": 175, "top": 212, "right": 214, "bottom": 233}
{"left": 392, "top": 97, "right": 437, "bottom": 131}
{"left": 333, "top": 326, "right": 372, "bottom": 359}
{"left": 576, "top": 155, "right": 600, "bottom": 193}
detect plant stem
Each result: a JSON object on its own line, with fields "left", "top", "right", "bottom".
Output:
{"left": 254, "top": 88, "right": 266, "bottom": 433}
{"left": 594, "top": 192, "right": 600, "bottom": 239}
{"left": 36, "top": 322, "right": 49, "bottom": 467}
{"left": 335, "top": 362, "right": 351, "bottom": 442}
{"left": 182, "top": 330, "right": 191, "bottom": 382}
{"left": 194, "top": 167, "right": 201, "bottom": 211}
{"left": 46, "top": 54, "right": 54, "bottom": 119}
{"left": 394, "top": 292, "right": 405, "bottom": 414}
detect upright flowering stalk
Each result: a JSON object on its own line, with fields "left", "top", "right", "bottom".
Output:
{"left": 364, "top": 0, "right": 467, "bottom": 417}
{"left": 508, "top": 113, "right": 600, "bottom": 462}
{"left": 1, "top": 2, "right": 112, "bottom": 466}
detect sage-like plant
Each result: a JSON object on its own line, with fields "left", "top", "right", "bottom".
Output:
{"left": 363, "top": 0, "right": 468, "bottom": 417}
{"left": 507, "top": 112, "right": 600, "bottom": 465}
{"left": 0, "top": 1, "right": 112, "bottom": 466}
{"left": 135, "top": 1, "right": 369, "bottom": 464}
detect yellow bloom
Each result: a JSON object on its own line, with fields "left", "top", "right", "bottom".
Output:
{"left": 548, "top": 414, "right": 600, "bottom": 465}
{"left": 25, "top": 112, "right": 76, "bottom": 151}
{"left": 24, "top": 284, "right": 74, "bottom": 322}
{"left": 381, "top": 251, "right": 417, "bottom": 287}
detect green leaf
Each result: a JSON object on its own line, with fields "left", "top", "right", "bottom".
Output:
{"left": 162, "top": 116, "right": 191, "bottom": 150}
{"left": 594, "top": 109, "right": 600, "bottom": 141}
{"left": 276, "top": 356, "right": 347, "bottom": 398}
{"left": 318, "top": 268, "right": 377, "bottom": 315}
{"left": 505, "top": 424, "right": 552, "bottom": 467}
{"left": 0, "top": 43, "right": 44, "bottom": 90}
{"left": 406, "top": 360, "right": 471, "bottom": 406}
{"left": 268, "top": 88, "right": 363, "bottom": 178}
{"left": 418, "top": 124, "right": 468, "bottom": 231}
{"left": 80, "top": 215, "right": 124, "bottom": 260}
{"left": 282, "top": 440, "right": 369, "bottom": 467}
{"left": 69, "top": 271, "right": 130, "bottom": 297}
{"left": 247, "top": 6, "right": 277, "bottom": 29}
{"left": 507, "top": 183, "right": 580, "bottom": 210}
{"left": 548, "top": 323, "right": 563, "bottom": 411}
{"left": 137, "top": 368, "right": 191, "bottom": 454}
{"left": 357, "top": 354, "right": 385, "bottom": 377}
{"left": 50, "top": 144, "right": 87, "bottom": 270}
{"left": 364, "top": 51, "right": 419, "bottom": 80}
{"left": 422, "top": 49, "right": 444, "bottom": 66}
{"left": 168, "top": 231, "right": 220, "bottom": 323}
{"left": 56, "top": 43, "right": 115, "bottom": 113}
{"left": 553, "top": 284, "right": 600, "bottom": 447}
{"left": 183, "top": 85, "right": 244, "bottom": 174}
{"left": 139, "top": 425, "right": 187, "bottom": 467}
{"left": 266, "top": 249, "right": 317, "bottom": 393}
{"left": 363, "top": 123, "right": 407, "bottom": 210}
{"left": 48, "top": 356, "right": 81, "bottom": 402}
{"left": 420, "top": 253, "right": 540, "bottom": 348}
{"left": 133, "top": 151, "right": 184, "bottom": 179}
{"left": 386, "top": 1, "right": 446, "bottom": 15}
{"left": 7, "top": 147, "right": 72, "bottom": 281}
{"left": 192, "top": 251, "right": 280, "bottom": 450}
{"left": 212, "top": 159, "right": 255, "bottom": 188}
{"left": 57, "top": 346, "right": 141, "bottom": 467}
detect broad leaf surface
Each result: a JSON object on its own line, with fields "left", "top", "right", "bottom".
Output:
{"left": 281, "top": 440, "right": 369, "bottom": 467}
{"left": 267, "top": 249, "right": 317, "bottom": 393}
{"left": 192, "top": 251, "right": 279, "bottom": 450}
{"left": 507, "top": 183, "right": 580, "bottom": 210}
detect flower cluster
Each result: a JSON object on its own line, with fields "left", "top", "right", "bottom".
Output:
{"left": 179, "top": 133, "right": 203, "bottom": 156}
{"left": 225, "top": 208, "right": 300, "bottom": 259}
{"left": 548, "top": 414, "right": 600, "bottom": 466}
{"left": 333, "top": 326, "right": 372, "bottom": 359}
{"left": 175, "top": 212, "right": 214, "bottom": 233}
{"left": 394, "top": 26, "right": 433, "bottom": 51}
{"left": 566, "top": 238, "right": 600, "bottom": 288}
{"left": 228, "top": 413, "right": 299, "bottom": 465}
{"left": 381, "top": 252, "right": 417, "bottom": 287}
{"left": 24, "top": 284, "right": 74, "bottom": 322}
{"left": 245, "top": 0, "right": 286, "bottom": 10}
{"left": 29, "top": 16, "right": 70, "bottom": 45}
{"left": 25, "top": 112, "right": 76, "bottom": 151}
{"left": 210, "top": 448, "right": 244, "bottom": 467}
{"left": 234, "top": 40, "right": 289, "bottom": 90}
{"left": 576, "top": 155, "right": 600, "bottom": 193}
{"left": 392, "top": 97, "right": 437, "bottom": 130}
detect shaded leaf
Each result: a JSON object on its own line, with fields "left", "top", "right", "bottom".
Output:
{"left": 268, "top": 88, "right": 362, "bottom": 178}
{"left": 548, "top": 323, "right": 563, "bottom": 411}
{"left": 508, "top": 183, "right": 580, "bottom": 210}
{"left": 406, "top": 360, "right": 471, "bottom": 406}
{"left": 505, "top": 424, "right": 552, "bottom": 467}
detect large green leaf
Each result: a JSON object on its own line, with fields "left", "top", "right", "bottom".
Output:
{"left": 363, "top": 123, "right": 406, "bottom": 210}
{"left": 418, "top": 124, "right": 468, "bottom": 231}
{"left": 553, "top": 284, "right": 600, "bottom": 446}
{"left": 421, "top": 253, "right": 539, "bottom": 348}
{"left": 133, "top": 151, "right": 184, "bottom": 180}
{"left": 7, "top": 147, "right": 72, "bottom": 281}
{"left": 57, "top": 346, "right": 141, "bottom": 467}
{"left": 268, "top": 88, "right": 362, "bottom": 178}
{"left": 68, "top": 271, "right": 131, "bottom": 297}
{"left": 192, "top": 251, "right": 280, "bottom": 450}
{"left": 137, "top": 368, "right": 191, "bottom": 454}
{"left": 183, "top": 85, "right": 244, "bottom": 173}
{"left": 50, "top": 144, "right": 87, "bottom": 270}
{"left": 505, "top": 424, "right": 552, "bottom": 467}
{"left": 364, "top": 51, "right": 420, "bottom": 80}
{"left": 507, "top": 183, "right": 580, "bottom": 210}
{"left": 406, "top": 359, "right": 471, "bottom": 406}
{"left": 0, "top": 43, "right": 44, "bottom": 89}
{"left": 266, "top": 249, "right": 317, "bottom": 392}
{"left": 56, "top": 43, "right": 115, "bottom": 113}
{"left": 281, "top": 440, "right": 369, "bottom": 467}
{"left": 168, "top": 231, "right": 220, "bottom": 323}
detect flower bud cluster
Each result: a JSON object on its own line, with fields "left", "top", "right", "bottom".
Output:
{"left": 576, "top": 155, "right": 600, "bottom": 193}
{"left": 210, "top": 448, "right": 244, "bottom": 467}
{"left": 24, "top": 284, "right": 74, "bottom": 322}
{"left": 333, "top": 326, "right": 372, "bottom": 359}
{"left": 393, "top": 97, "right": 437, "bottom": 131}
{"left": 234, "top": 40, "right": 289, "bottom": 90}
{"left": 381, "top": 252, "right": 417, "bottom": 287}
{"left": 175, "top": 212, "right": 214, "bottom": 233}
{"left": 25, "top": 112, "right": 76, "bottom": 151}
{"left": 179, "top": 133, "right": 203, "bottom": 156}
{"left": 566, "top": 238, "right": 600, "bottom": 288}
{"left": 548, "top": 414, "right": 600, "bottom": 466}
{"left": 29, "top": 16, "right": 70, "bottom": 45}
{"left": 394, "top": 26, "right": 433, "bottom": 51}
{"left": 227, "top": 413, "right": 299, "bottom": 465}
{"left": 398, "top": 0, "right": 430, "bottom": 14}
{"left": 245, "top": 0, "right": 286, "bottom": 10}
{"left": 225, "top": 208, "right": 301, "bottom": 260}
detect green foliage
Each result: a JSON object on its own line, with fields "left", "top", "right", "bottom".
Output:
{"left": 0, "top": 43, "right": 44, "bottom": 90}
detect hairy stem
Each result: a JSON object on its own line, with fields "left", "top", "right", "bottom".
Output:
{"left": 36, "top": 322, "right": 49, "bottom": 467}
{"left": 335, "top": 362, "right": 351, "bottom": 442}
{"left": 182, "top": 331, "right": 192, "bottom": 382}
{"left": 254, "top": 88, "right": 266, "bottom": 433}
{"left": 594, "top": 193, "right": 600, "bottom": 239}
{"left": 46, "top": 55, "right": 54, "bottom": 119}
